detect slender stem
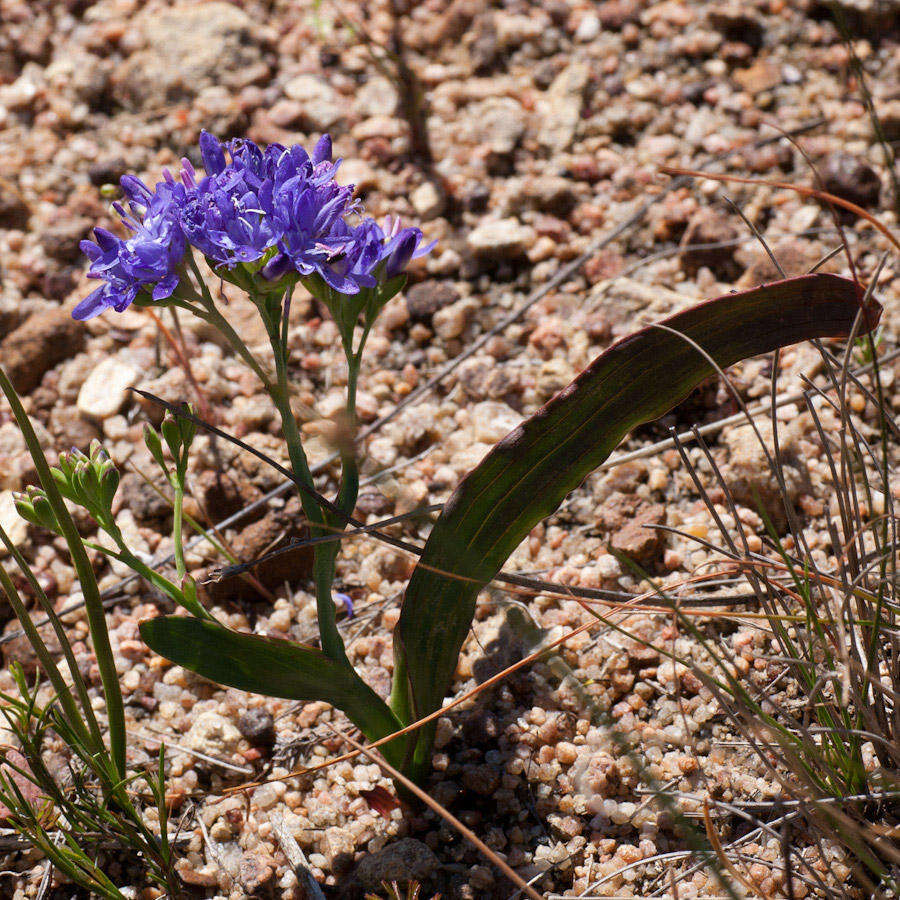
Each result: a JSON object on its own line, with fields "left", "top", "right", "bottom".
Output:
{"left": 181, "top": 269, "right": 350, "bottom": 664}
{"left": 171, "top": 475, "right": 186, "bottom": 583}
{"left": 94, "top": 540, "right": 210, "bottom": 621}
{"left": 336, "top": 355, "right": 361, "bottom": 517}
{"left": 266, "top": 314, "right": 348, "bottom": 664}
{"left": 0, "top": 367, "right": 126, "bottom": 780}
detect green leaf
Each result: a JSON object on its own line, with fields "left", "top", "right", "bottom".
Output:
{"left": 140, "top": 617, "right": 405, "bottom": 759}
{"left": 389, "top": 273, "right": 881, "bottom": 777}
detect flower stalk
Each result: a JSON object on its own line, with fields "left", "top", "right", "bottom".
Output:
{"left": 66, "top": 129, "right": 433, "bottom": 779}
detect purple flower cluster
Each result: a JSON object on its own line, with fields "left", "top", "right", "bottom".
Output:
{"left": 74, "top": 132, "right": 434, "bottom": 320}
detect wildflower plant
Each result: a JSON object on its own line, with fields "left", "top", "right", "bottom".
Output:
{"left": 70, "top": 131, "right": 435, "bottom": 764}
{"left": 5, "top": 128, "right": 879, "bottom": 804}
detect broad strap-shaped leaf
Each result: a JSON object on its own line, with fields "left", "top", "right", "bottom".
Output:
{"left": 140, "top": 617, "right": 403, "bottom": 755}
{"left": 390, "top": 274, "right": 880, "bottom": 774}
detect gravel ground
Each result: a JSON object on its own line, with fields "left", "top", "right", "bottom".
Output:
{"left": 1, "top": 0, "right": 899, "bottom": 897}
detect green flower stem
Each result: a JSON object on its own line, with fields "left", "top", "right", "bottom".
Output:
{"left": 269, "top": 367, "right": 350, "bottom": 666}
{"left": 336, "top": 354, "right": 361, "bottom": 518}
{"left": 91, "top": 539, "right": 210, "bottom": 621}
{"left": 180, "top": 264, "right": 350, "bottom": 663}
{"left": 171, "top": 475, "right": 187, "bottom": 583}
{"left": 0, "top": 366, "right": 127, "bottom": 781}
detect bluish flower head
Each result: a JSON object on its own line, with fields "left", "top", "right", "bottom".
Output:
{"left": 75, "top": 130, "right": 436, "bottom": 321}
{"left": 180, "top": 167, "right": 282, "bottom": 267}
{"left": 315, "top": 217, "right": 384, "bottom": 294}
{"left": 262, "top": 178, "right": 358, "bottom": 284}
{"left": 181, "top": 131, "right": 352, "bottom": 272}
{"left": 73, "top": 176, "right": 187, "bottom": 320}
{"left": 378, "top": 215, "right": 436, "bottom": 279}
{"left": 179, "top": 133, "right": 280, "bottom": 267}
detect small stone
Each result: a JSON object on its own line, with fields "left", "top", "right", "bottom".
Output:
{"left": 597, "top": 0, "right": 641, "bottom": 29}
{"left": 266, "top": 98, "right": 305, "bottom": 128}
{"left": 0, "top": 177, "right": 29, "bottom": 229}
{"left": 539, "top": 61, "right": 591, "bottom": 152}
{"left": 556, "top": 742, "right": 578, "bottom": 765}
{"left": 722, "top": 417, "right": 807, "bottom": 529}
{"left": 410, "top": 181, "right": 444, "bottom": 220}
{"left": 679, "top": 208, "right": 740, "bottom": 279}
{"left": 283, "top": 74, "right": 343, "bottom": 131}
{"left": 460, "top": 96, "right": 527, "bottom": 156}
{"left": 355, "top": 75, "right": 399, "bottom": 118}
{"left": 76, "top": 356, "right": 140, "bottom": 420}
{"left": 185, "top": 711, "right": 242, "bottom": 757}
{"left": 0, "top": 308, "right": 85, "bottom": 394}
{"left": 433, "top": 298, "right": 475, "bottom": 340}
{"left": 238, "top": 851, "right": 277, "bottom": 897}
{"left": 466, "top": 218, "right": 534, "bottom": 258}
{"left": 598, "top": 493, "right": 666, "bottom": 567}
{"left": 575, "top": 12, "right": 601, "bottom": 41}
{"left": 470, "top": 15, "right": 499, "bottom": 72}
{"left": 733, "top": 60, "right": 780, "bottom": 95}
{"left": 237, "top": 708, "right": 276, "bottom": 750}
{"left": 820, "top": 152, "right": 882, "bottom": 213}
{"left": 337, "top": 158, "right": 379, "bottom": 192}
{"left": 469, "top": 400, "right": 522, "bottom": 443}
{"left": 40, "top": 217, "right": 93, "bottom": 262}
{"left": 354, "top": 838, "right": 440, "bottom": 890}
{"left": 174, "top": 860, "right": 219, "bottom": 888}
{"left": 405, "top": 280, "right": 459, "bottom": 322}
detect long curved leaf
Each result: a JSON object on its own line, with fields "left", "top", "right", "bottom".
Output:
{"left": 390, "top": 273, "right": 880, "bottom": 775}
{"left": 139, "top": 617, "right": 403, "bottom": 754}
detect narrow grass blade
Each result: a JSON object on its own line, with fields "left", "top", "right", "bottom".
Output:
{"left": 390, "top": 273, "right": 881, "bottom": 777}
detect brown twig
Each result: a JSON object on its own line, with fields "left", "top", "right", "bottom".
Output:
{"left": 702, "top": 799, "right": 762, "bottom": 897}
{"left": 143, "top": 308, "right": 214, "bottom": 423}
{"left": 659, "top": 166, "right": 900, "bottom": 255}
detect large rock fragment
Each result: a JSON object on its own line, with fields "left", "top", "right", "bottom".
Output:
{"left": 113, "top": 3, "right": 268, "bottom": 110}
{"left": 354, "top": 839, "right": 440, "bottom": 890}
{"left": 76, "top": 356, "right": 140, "bottom": 420}
{"left": 1, "top": 308, "right": 85, "bottom": 393}
{"left": 721, "top": 416, "right": 809, "bottom": 529}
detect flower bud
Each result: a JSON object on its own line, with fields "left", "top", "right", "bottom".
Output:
{"left": 100, "top": 465, "right": 121, "bottom": 512}
{"left": 144, "top": 424, "right": 167, "bottom": 471}
{"left": 160, "top": 414, "right": 181, "bottom": 460}
{"left": 14, "top": 490, "right": 58, "bottom": 532}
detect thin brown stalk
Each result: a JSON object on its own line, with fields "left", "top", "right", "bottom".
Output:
{"left": 144, "top": 308, "right": 214, "bottom": 423}
{"left": 659, "top": 166, "right": 900, "bottom": 255}
{"left": 702, "top": 800, "right": 762, "bottom": 897}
